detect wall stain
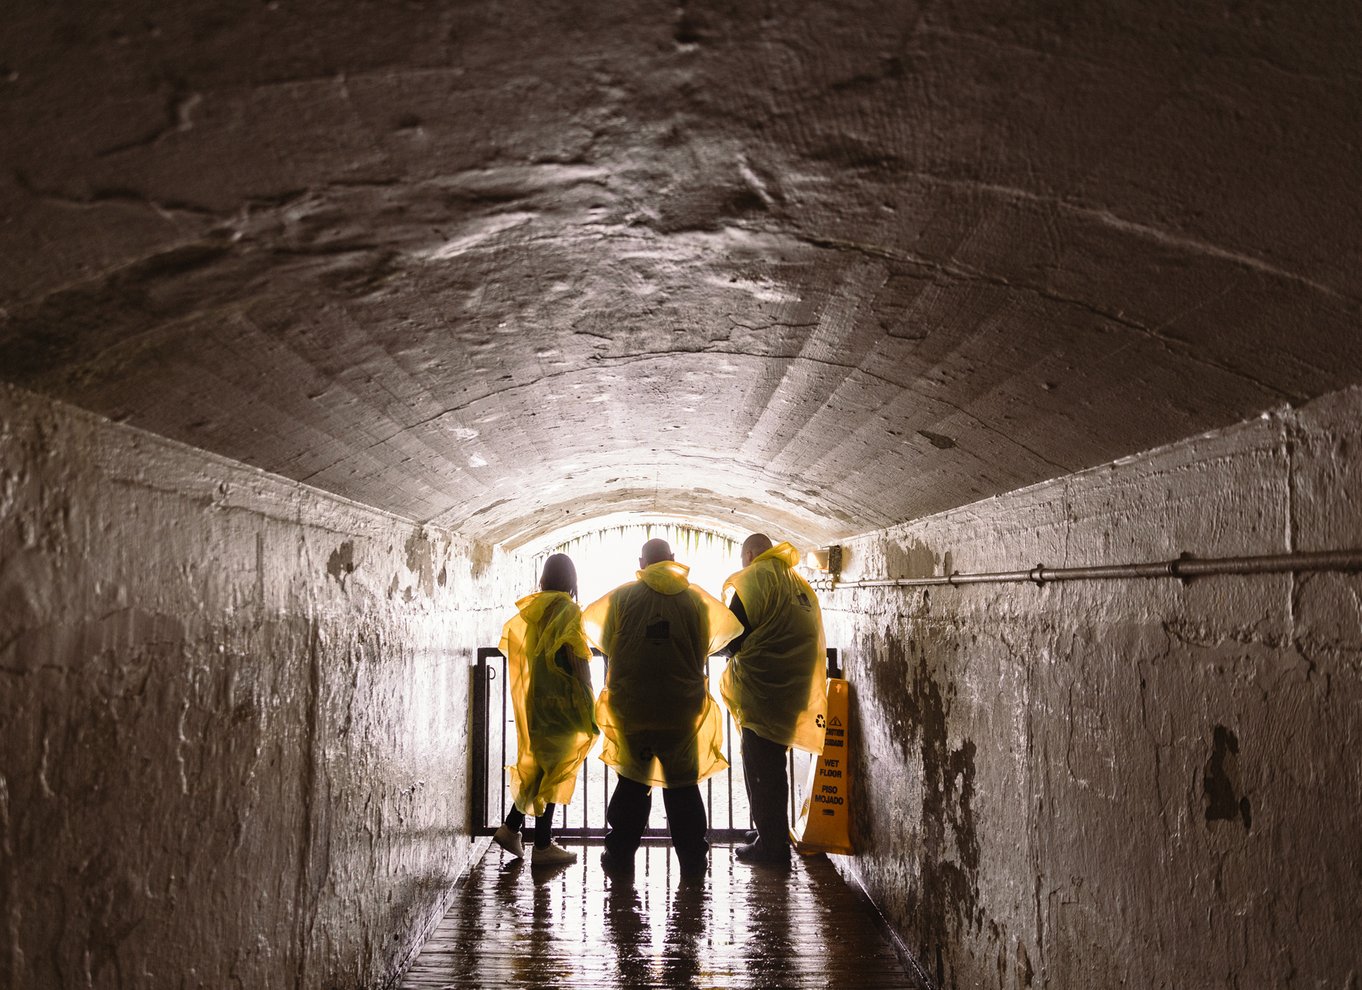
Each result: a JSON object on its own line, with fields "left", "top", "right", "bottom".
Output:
{"left": 919, "top": 430, "right": 957, "bottom": 450}
{"left": 991, "top": 922, "right": 1033, "bottom": 988}
{"left": 1017, "top": 940, "right": 1035, "bottom": 987}
{"left": 326, "top": 541, "right": 355, "bottom": 587}
{"left": 404, "top": 529, "right": 435, "bottom": 598}
{"left": 469, "top": 540, "right": 494, "bottom": 579}
{"left": 1203, "top": 724, "right": 1251, "bottom": 831}
{"left": 883, "top": 539, "right": 940, "bottom": 581}
{"left": 873, "top": 628, "right": 983, "bottom": 983}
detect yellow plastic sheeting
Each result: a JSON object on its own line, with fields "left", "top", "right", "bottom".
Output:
{"left": 582, "top": 561, "right": 743, "bottom": 788}
{"left": 793, "top": 678, "right": 854, "bottom": 856}
{"left": 498, "top": 591, "right": 599, "bottom": 816}
{"left": 721, "top": 542, "right": 828, "bottom": 754}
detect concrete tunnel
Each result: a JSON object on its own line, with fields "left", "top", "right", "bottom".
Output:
{"left": 2, "top": 0, "right": 1360, "bottom": 987}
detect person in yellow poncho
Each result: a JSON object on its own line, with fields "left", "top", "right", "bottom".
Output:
{"left": 582, "top": 538, "right": 743, "bottom": 879}
{"left": 493, "top": 553, "right": 598, "bottom": 866}
{"left": 718, "top": 534, "right": 827, "bottom": 865}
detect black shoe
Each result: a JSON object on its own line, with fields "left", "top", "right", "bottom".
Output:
{"left": 743, "top": 830, "right": 758, "bottom": 844}
{"left": 735, "top": 840, "right": 792, "bottom": 866}
{"left": 600, "top": 849, "right": 635, "bottom": 876}
{"left": 677, "top": 854, "right": 708, "bottom": 880}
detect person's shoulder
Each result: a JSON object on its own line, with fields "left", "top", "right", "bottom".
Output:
{"left": 602, "top": 578, "right": 648, "bottom": 608}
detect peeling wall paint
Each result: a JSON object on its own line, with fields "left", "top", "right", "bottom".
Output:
{"left": 0, "top": 383, "right": 517, "bottom": 989}
{"left": 822, "top": 386, "right": 1362, "bottom": 989}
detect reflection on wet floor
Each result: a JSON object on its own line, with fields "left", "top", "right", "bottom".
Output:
{"left": 401, "top": 842, "right": 925, "bottom": 989}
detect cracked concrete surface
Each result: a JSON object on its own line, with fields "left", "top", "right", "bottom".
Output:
{"left": 824, "top": 386, "right": 1362, "bottom": 989}
{"left": 4, "top": 0, "right": 1362, "bottom": 550}
{"left": 0, "top": 382, "right": 521, "bottom": 989}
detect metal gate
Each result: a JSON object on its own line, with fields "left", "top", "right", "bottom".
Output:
{"left": 471, "top": 648, "right": 840, "bottom": 841}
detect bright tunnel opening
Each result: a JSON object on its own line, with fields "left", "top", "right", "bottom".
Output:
{"left": 530, "top": 518, "right": 746, "bottom": 606}
{"left": 498, "top": 516, "right": 816, "bottom": 837}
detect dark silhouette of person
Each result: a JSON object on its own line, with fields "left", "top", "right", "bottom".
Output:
{"left": 719, "top": 534, "right": 827, "bottom": 864}
{"left": 582, "top": 538, "right": 742, "bottom": 878}
{"left": 494, "top": 553, "right": 598, "bottom": 865}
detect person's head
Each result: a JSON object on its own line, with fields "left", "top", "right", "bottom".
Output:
{"left": 639, "top": 538, "right": 674, "bottom": 569}
{"left": 741, "top": 533, "right": 773, "bottom": 568}
{"left": 540, "top": 553, "right": 578, "bottom": 600}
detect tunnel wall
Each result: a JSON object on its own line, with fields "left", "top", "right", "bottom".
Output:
{"left": 0, "top": 383, "right": 517, "bottom": 989}
{"left": 821, "top": 386, "right": 1362, "bottom": 990}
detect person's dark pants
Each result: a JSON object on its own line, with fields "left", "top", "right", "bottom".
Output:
{"left": 742, "top": 727, "right": 790, "bottom": 851}
{"left": 504, "top": 803, "right": 556, "bottom": 848}
{"left": 604, "top": 777, "right": 709, "bottom": 870}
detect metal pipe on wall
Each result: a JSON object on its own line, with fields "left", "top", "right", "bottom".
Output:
{"left": 811, "top": 549, "right": 1362, "bottom": 592}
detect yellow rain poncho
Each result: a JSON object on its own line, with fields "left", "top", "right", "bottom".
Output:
{"left": 498, "top": 591, "right": 599, "bottom": 816}
{"left": 721, "top": 542, "right": 828, "bottom": 754}
{"left": 582, "top": 561, "right": 743, "bottom": 788}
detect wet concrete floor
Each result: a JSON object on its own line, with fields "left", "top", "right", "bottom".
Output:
{"left": 401, "top": 841, "right": 926, "bottom": 989}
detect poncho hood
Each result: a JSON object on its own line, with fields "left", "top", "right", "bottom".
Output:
{"left": 724, "top": 541, "right": 802, "bottom": 598}
{"left": 516, "top": 589, "right": 575, "bottom": 624}
{"left": 755, "top": 541, "right": 802, "bottom": 569}
{"left": 636, "top": 559, "right": 691, "bottom": 595}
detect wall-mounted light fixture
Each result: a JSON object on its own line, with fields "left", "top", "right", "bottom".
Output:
{"left": 805, "top": 545, "right": 843, "bottom": 577}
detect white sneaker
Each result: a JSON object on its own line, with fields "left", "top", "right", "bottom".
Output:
{"left": 493, "top": 825, "right": 524, "bottom": 859}
{"left": 531, "top": 841, "right": 577, "bottom": 866}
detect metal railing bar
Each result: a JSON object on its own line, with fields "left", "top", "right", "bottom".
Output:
{"left": 811, "top": 548, "right": 1362, "bottom": 591}
{"left": 705, "top": 656, "right": 713, "bottom": 829}
{"left": 727, "top": 720, "right": 736, "bottom": 831}
{"left": 579, "top": 749, "right": 589, "bottom": 834}
{"left": 497, "top": 653, "right": 508, "bottom": 826}
{"left": 471, "top": 648, "right": 495, "bottom": 832}
{"left": 473, "top": 648, "right": 770, "bottom": 840}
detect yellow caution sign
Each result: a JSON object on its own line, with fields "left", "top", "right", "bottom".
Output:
{"left": 792, "top": 678, "right": 854, "bottom": 856}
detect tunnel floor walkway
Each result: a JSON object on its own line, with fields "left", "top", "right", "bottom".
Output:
{"left": 400, "top": 841, "right": 925, "bottom": 990}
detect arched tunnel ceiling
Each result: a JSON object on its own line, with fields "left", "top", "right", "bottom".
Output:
{"left": 2, "top": 1, "right": 1361, "bottom": 550}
